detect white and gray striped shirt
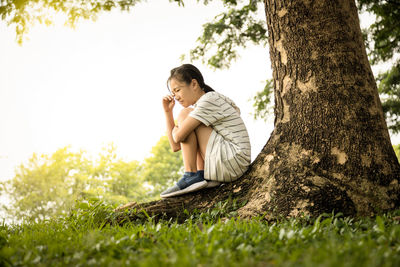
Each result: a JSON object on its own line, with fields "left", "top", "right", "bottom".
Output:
{"left": 189, "top": 91, "right": 251, "bottom": 182}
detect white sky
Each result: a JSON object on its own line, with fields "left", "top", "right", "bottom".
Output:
{"left": 0, "top": 1, "right": 398, "bottom": 188}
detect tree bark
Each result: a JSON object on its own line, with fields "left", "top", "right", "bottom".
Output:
{"left": 115, "top": 0, "right": 400, "bottom": 222}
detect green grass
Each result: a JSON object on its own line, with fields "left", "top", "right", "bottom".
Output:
{"left": 1, "top": 199, "right": 400, "bottom": 267}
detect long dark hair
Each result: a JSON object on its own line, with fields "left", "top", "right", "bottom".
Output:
{"left": 167, "top": 64, "right": 215, "bottom": 93}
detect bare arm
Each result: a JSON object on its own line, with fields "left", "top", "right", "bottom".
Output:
{"left": 162, "top": 95, "right": 181, "bottom": 152}
{"left": 172, "top": 116, "right": 201, "bottom": 143}
{"left": 165, "top": 110, "right": 181, "bottom": 152}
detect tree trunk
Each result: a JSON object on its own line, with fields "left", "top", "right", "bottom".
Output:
{"left": 115, "top": 0, "right": 400, "bottom": 222}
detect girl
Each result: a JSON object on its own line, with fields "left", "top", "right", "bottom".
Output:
{"left": 160, "top": 64, "right": 251, "bottom": 198}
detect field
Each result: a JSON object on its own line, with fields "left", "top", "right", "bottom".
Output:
{"left": 1, "top": 199, "right": 400, "bottom": 267}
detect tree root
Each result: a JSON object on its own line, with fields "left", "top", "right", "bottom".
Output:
{"left": 112, "top": 175, "right": 253, "bottom": 225}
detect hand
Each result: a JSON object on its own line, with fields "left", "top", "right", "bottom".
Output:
{"left": 162, "top": 95, "right": 175, "bottom": 112}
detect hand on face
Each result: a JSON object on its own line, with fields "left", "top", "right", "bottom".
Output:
{"left": 162, "top": 95, "right": 175, "bottom": 112}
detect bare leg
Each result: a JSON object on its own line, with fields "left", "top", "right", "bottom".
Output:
{"left": 195, "top": 124, "right": 213, "bottom": 161}
{"left": 177, "top": 108, "right": 198, "bottom": 173}
{"left": 180, "top": 131, "right": 198, "bottom": 172}
{"left": 177, "top": 108, "right": 212, "bottom": 173}
{"left": 197, "top": 152, "right": 204, "bottom": 171}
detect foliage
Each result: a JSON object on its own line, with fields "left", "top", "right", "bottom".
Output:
{"left": 250, "top": 78, "right": 274, "bottom": 121}
{"left": 358, "top": 0, "right": 400, "bottom": 133}
{"left": 377, "top": 62, "right": 400, "bottom": 133}
{"left": 1, "top": 198, "right": 400, "bottom": 266}
{"left": 0, "top": 136, "right": 183, "bottom": 223}
{"left": 394, "top": 144, "right": 400, "bottom": 162}
{"left": 0, "top": 0, "right": 267, "bottom": 64}
{"left": 0, "top": 144, "right": 147, "bottom": 222}
{"left": 357, "top": 0, "right": 400, "bottom": 65}
{"left": 0, "top": 0, "right": 143, "bottom": 44}
{"left": 189, "top": 0, "right": 267, "bottom": 69}
{"left": 1, "top": 146, "right": 96, "bottom": 222}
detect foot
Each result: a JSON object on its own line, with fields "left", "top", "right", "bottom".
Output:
{"left": 160, "top": 172, "right": 207, "bottom": 198}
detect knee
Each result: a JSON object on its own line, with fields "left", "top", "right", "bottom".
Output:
{"left": 177, "top": 107, "right": 194, "bottom": 126}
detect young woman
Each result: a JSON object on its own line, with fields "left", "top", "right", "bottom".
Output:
{"left": 160, "top": 64, "right": 251, "bottom": 198}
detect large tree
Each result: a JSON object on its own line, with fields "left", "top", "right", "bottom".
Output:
{"left": 241, "top": 0, "right": 400, "bottom": 218}
{"left": 2, "top": 0, "right": 399, "bottom": 220}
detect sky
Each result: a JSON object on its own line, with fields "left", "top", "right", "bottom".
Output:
{"left": 0, "top": 1, "right": 399, "bottom": 189}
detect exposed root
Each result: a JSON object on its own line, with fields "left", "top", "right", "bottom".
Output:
{"left": 112, "top": 175, "right": 253, "bottom": 225}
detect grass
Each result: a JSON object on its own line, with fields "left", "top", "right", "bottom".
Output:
{"left": 1, "top": 199, "right": 400, "bottom": 267}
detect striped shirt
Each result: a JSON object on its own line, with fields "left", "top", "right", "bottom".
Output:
{"left": 189, "top": 91, "right": 251, "bottom": 182}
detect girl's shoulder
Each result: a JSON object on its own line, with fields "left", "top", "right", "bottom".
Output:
{"left": 196, "top": 91, "right": 218, "bottom": 104}
{"left": 201, "top": 91, "right": 228, "bottom": 102}
{"left": 203, "top": 91, "right": 218, "bottom": 99}
{"left": 197, "top": 91, "right": 235, "bottom": 107}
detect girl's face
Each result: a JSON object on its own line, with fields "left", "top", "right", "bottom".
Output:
{"left": 170, "top": 78, "right": 198, "bottom": 107}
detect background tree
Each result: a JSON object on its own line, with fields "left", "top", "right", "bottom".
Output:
{"left": 251, "top": 78, "right": 274, "bottom": 121}
{"left": 189, "top": 0, "right": 267, "bottom": 69}
{"left": 1, "top": 147, "right": 97, "bottom": 221}
{"left": 142, "top": 135, "right": 183, "bottom": 199}
{"left": 89, "top": 144, "right": 148, "bottom": 204}
{"left": 358, "top": 0, "right": 400, "bottom": 134}
{"left": 394, "top": 144, "right": 400, "bottom": 162}
{"left": 0, "top": 136, "right": 183, "bottom": 222}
